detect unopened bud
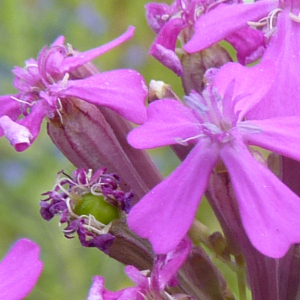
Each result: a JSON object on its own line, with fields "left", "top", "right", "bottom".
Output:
{"left": 181, "top": 44, "right": 232, "bottom": 94}
{"left": 148, "top": 80, "right": 180, "bottom": 102}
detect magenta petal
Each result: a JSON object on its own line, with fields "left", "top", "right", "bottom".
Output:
{"left": 247, "top": 10, "right": 300, "bottom": 118}
{"left": 145, "top": 2, "right": 173, "bottom": 33}
{"left": 221, "top": 140, "right": 300, "bottom": 258}
{"left": 127, "top": 99, "right": 201, "bottom": 149}
{"left": 87, "top": 276, "right": 105, "bottom": 300}
{"left": 225, "top": 26, "right": 266, "bottom": 65}
{"left": 52, "top": 69, "right": 147, "bottom": 124}
{"left": 0, "top": 116, "right": 33, "bottom": 151}
{"left": 150, "top": 43, "right": 183, "bottom": 76}
{"left": 214, "top": 60, "right": 275, "bottom": 117}
{"left": 0, "top": 239, "right": 43, "bottom": 300}
{"left": 0, "top": 94, "right": 21, "bottom": 119}
{"left": 127, "top": 141, "right": 219, "bottom": 254}
{"left": 125, "top": 265, "right": 148, "bottom": 288}
{"left": 149, "top": 18, "right": 186, "bottom": 75}
{"left": 240, "top": 117, "right": 300, "bottom": 161}
{"left": 155, "top": 236, "right": 192, "bottom": 289}
{"left": 61, "top": 26, "right": 135, "bottom": 74}
{"left": 16, "top": 101, "right": 48, "bottom": 151}
{"left": 184, "top": 0, "right": 277, "bottom": 53}
{"left": 51, "top": 35, "right": 65, "bottom": 46}
{"left": 87, "top": 275, "right": 140, "bottom": 300}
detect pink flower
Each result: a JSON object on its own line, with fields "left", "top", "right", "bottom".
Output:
{"left": 145, "top": 0, "right": 237, "bottom": 75}
{"left": 0, "top": 26, "right": 147, "bottom": 151}
{"left": 0, "top": 239, "right": 43, "bottom": 300}
{"left": 87, "top": 237, "right": 191, "bottom": 300}
{"left": 127, "top": 62, "right": 300, "bottom": 258}
{"left": 184, "top": 0, "right": 300, "bottom": 118}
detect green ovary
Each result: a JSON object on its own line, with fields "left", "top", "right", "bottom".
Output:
{"left": 74, "top": 193, "right": 119, "bottom": 225}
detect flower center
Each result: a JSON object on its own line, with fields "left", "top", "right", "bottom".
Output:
{"left": 184, "top": 88, "right": 235, "bottom": 144}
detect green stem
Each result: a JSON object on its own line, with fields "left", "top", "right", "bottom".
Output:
{"left": 235, "top": 254, "right": 247, "bottom": 300}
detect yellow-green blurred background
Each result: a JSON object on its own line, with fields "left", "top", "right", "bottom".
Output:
{"left": 0, "top": 0, "right": 240, "bottom": 299}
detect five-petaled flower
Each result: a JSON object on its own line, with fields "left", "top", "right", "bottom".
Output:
{"left": 0, "top": 26, "right": 147, "bottom": 151}
{"left": 127, "top": 61, "right": 300, "bottom": 258}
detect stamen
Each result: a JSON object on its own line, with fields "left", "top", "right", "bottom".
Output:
{"left": 289, "top": 12, "right": 300, "bottom": 22}
{"left": 90, "top": 183, "right": 104, "bottom": 196}
{"left": 25, "top": 63, "right": 38, "bottom": 68}
{"left": 174, "top": 133, "right": 205, "bottom": 145}
{"left": 206, "top": 0, "right": 227, "bottom": 13}
{"left": 247, "top": 8, "right": 282, "bottom": 31}
{"left": 56, "top": 98, "right": 64, "bottom": 125}
{"left": 269, "top": 8, "right": 282, "bottom": 29}
{"left": 65, "top": 198, "right": 79, "bottom": 219}
{"left": 161, "top": 14, "right": 170, "bottom": 21}
{"left": 247, "top": 18, "right": 268, "bottom": 27}
{"left": 61, "top": 73, "right": 70, "bottom": 88}
{"left": 10, "top": 96, "right": 34, "bottom": 106}
{"left": 194, "top": 5, "right": 204, "bottom": 20}
{"left": 66, "top": 43, "right": 75, "bottom": 56}
{"left": 83, "top": 215, "right": 111, "bottom": 234}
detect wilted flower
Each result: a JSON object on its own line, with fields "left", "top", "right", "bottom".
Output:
{"left": 0, "top": 239, "right": 43, "bottom": 300}
{"left": 40, "top": 168, "right": 132, "bottom": 253}
{"left": 127, "top": 62, "right": 300, "bottom": 258}
{"left": 0, "top": 26, "right": 147, "bottom": 151}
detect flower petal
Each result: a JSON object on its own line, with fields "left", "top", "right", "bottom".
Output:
{"left": 125, "top": 265, "right": 148, "bottom": 288}
{"left": 0, "top": 116, "right": 33, "bottom": 151}
{"left": 221, "top": 139, "right": 300, "bottom": 258}
{"left": 184, "top": 0, "right": 277, "bottom": 53}
{"left": 61, "top": 26, "right": 135, "bottom": 74}
{"left": 51, "top": 69, "right": 148, "bottom": 124}
{"left": 247, "top": 10, "right": 300, "bottom": 118}
{"left": 225, "top": 26, "right": 266, "bottom": 65}
{"left": 0, "top": 239, "right": 43, "bottom": 300}
{"left": 145, "top": 2, "right": 174, "bottom": 33}
{"left": 0, "top": 95, "right": 21, "bottom": 137}
{"left": 149, "top": 18, "right": 186, "bottom": 75}
{"left": 127, "top": 99, "right": 201, "bottom": 149}
{"left": 127, "top": 140, "right": 219, "bottom": 254}
{"left": 87, "top": 276, "right": 105, "bottom": 300}
{"left": 240, "top": 117, "right": 300, "bottom": 161}
{"left": 87, "top": 275, "right": 141, "bottom": 300}
{"left": 154, "top": 236, "right": 192, "bottom": 289}
{"left": 214, "top": 60, "right": 276, "bottom": 118}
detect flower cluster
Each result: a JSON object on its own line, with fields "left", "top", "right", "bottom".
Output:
{"left": 2, "top": 0, "right": 300, "bottom": 299}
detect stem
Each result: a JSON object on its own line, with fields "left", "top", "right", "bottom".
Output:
{"left": 235, "top": 254, "right": 247, "bottom": 300}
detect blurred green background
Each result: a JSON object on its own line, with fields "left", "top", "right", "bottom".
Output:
{"left": 0, "top": 0, "right": 239, "bottom": 299}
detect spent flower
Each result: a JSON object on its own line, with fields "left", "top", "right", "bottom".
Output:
{"left": 40, "top": 168, "right": 132, "bottom": 253}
